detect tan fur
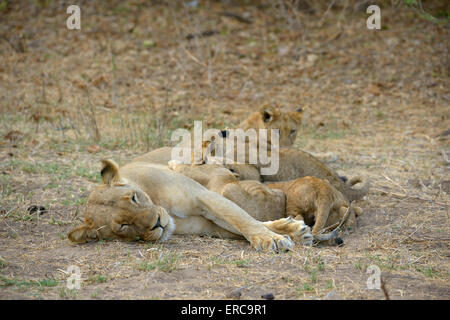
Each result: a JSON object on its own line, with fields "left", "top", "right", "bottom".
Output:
{"left": 132, "top": 146, "right": 173, "bottom": 165}
{"left": 266, "top": 177, "right": 363, "bottom": 237}
{"left": 167, "top": 161, "right": 314, "bottom": 243}
{"left": 134, "top": 146, "right": 369, "bottom": 203}
{"left": 68, "top": 159, "right": 308, "bottom": 252}
{"left": 132, "top": 106, "right": 304, "bottom": 166}
{"left": 207, "top": 147, "right": 370, "bottom": 203}
{"left": 169, "top": 162, "right": 356, "bottom": 245}
{"left": 196, "top": 128, "right": 370, "bottom": 203}
{"left": 238, "top": 105, "right": 304, "bottom": 147}
{"left": 262, "top": 148, "right": 370, "bottom": 202}
{"left": 131, "top": 103, "right": 368, "bottom": 203}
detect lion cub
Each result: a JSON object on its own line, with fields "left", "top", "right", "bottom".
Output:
{"left": 266, "top": 177, "right": 363, "bottom": 244}
{"left": 238, "top": 104, "right": 304, "bottom": 147}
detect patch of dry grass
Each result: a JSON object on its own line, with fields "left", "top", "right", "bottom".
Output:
{"left": 0, "top": 0, "right": 449, "bottom": 299}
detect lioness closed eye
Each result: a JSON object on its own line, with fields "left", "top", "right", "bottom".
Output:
{"left": 68, "top": 160, "right": 175, "bottom": 243}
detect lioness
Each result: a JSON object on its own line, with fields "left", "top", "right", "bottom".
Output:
{"left": 266, "top": 177, "right": 363, "bottom": 244}
{"left": 68, "top": 159, "right": 314, "bottom": 252}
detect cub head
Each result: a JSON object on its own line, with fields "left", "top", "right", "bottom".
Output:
{"left": 68, "top": 160, "right": 174, "bottom": 244}
{"left": 239, "top": 105, "right": 304, "bottom": 147}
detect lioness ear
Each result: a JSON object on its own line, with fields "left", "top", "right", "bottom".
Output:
{"left": 259, "top": 105, "right": 275, "bottom": 123}
{"left": 100, "top": 159, "right": 121, "bottom": 186}
{"left": 68, "top": 224, "right": 97, "bottom": 243}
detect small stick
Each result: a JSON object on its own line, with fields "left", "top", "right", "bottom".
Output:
{"left": 372, "top": 188, "right": 448, "bottom": 207}
{"left": 180, "top": 45, "right": 207, "bottom": 67}
{"left": 381, "top": 173, "right": 408, "bottom": 194}
{"left": 319, "top": 205, "right": 351, "bottom": 235}
{"left": 380, "top": 277, "right": 390, "bottom": 300}
{"left": 399, "top": 222, "right": 424, "bottom": 243}
{"left": 84, "top": 87, "right": 101, "bottom": 142}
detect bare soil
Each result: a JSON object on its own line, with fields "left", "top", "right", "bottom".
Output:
{"left": 0, "top": 0, "right": 449, "bottom": 300}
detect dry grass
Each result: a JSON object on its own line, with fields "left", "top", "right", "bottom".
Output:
{"left": 0, "top": 0, "right": 449, "bottom": 299}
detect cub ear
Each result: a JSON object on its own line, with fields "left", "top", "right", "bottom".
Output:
{"left": 259, "top": 105, "right": 275, "bottom": 123}
{"left": 100, "top": 159, "right": 121, "bottom": 186}
{"left": 68, "top": 223, "right": 97, "bottom": 243}
{"left": 289, "top": 107, "right": 305, "bottom": 124}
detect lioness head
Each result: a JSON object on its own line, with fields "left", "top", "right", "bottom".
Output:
{"left": 239, "top": 105, "right": 304, "bottom": 147}
{"left": 68, "top": 160, "right": 175, "bottom": 244}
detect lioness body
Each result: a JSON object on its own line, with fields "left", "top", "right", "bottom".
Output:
{"left": 68, "top": 160, "right": 313, "bottom": 251}
{"left": 167, "top": 162, "right": 286, "bottom": 223}
{"left": 132, "top": 103, "right": 368, "bottom": 202}
{"left": 167, "top": 162, "right": 347, "bottom": 244}
{"left": 144, "top": 145, "right": 370, "bottom": 202}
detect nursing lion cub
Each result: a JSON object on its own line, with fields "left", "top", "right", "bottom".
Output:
{"left": 266, "top": 177, "right": 363, "bottom": 243}
{"left": 68, "top": 159, "right": 313, "bottom": 252}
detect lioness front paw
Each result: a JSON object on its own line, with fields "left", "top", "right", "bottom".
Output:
{"left": 249, "top": 232, "right": 293, "bottom": 252}
{"left": 263, "top": 217, "right": 313, "bottom": 245}
{"left": 288, "top": 219, "right": 314, "bottom": 245}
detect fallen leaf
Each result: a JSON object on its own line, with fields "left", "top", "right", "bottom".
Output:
{"left": 87, "top": 145, "right": 101, "bottom": 153}
{"left": 4, "top": 130, "right": 22, "bottom": 141}
{"left": 92, "top": 75, "right": 107, "bottom": 88}
{"left": 366, "top": 84, "right": 381, "bottom": 96}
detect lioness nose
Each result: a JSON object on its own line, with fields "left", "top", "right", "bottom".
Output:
{"left": 151, "top": 216, "right": 163, "bottom": 230}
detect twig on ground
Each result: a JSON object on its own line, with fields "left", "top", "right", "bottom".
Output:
{"left": 372, "top": 188, "right": 448, "bottom": 207}
{"left": 399, "top": 222, "right": 424, "bottom": 243}
{"left": 380, "top": 277, "right": 390, "bottom": 300}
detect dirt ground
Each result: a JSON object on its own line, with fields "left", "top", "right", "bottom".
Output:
{"left": 0, "top": 0, "right": 449, "bottom": 300}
